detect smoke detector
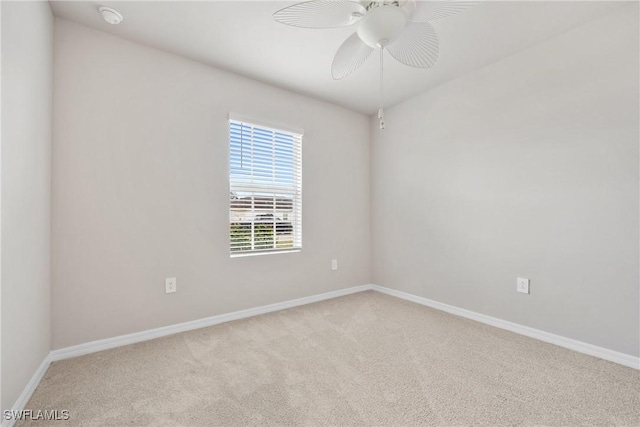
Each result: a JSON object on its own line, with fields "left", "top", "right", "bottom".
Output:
{"left": 98, "top": 6, "right": 123, "bottom": 25}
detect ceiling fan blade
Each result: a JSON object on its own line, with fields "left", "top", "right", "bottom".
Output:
{"left": 331, "top": 32, "right": 374, "bottom": 80}
{"left": 273, "top": 0, "right": 366, "bottom": 29}
{"left": 411, "top": 0, "right": 478, "bottom": 22}
{"left": 386, "top": 22, "right": 439, "bottom": 68}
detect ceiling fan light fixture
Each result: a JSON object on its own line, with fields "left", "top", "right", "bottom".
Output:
{"left": 357, "top": 5, "right": 408, "bottom": 48}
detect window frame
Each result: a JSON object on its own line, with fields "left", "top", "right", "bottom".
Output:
{"left": 228, "top": 117, "right": 303, "bottom": 257}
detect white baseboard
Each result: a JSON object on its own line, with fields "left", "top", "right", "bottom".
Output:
{"left": 49, "top": 283, "right": 640, "bottom": 369}
{"left": 370, "top": 284, "right": 640, "bottom": 370}
{"left": 50, "top": 284, "right": 372, "bottom": 362}
{"left": 1, "top": 354, "right": 52, "bottom": 427}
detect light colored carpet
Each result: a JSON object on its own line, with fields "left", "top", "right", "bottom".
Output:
{"left": 19, "top": 291, "right": 640, "bottom": 426}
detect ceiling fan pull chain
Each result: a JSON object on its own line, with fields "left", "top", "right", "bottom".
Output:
{"left": 379, "top": 47, "right": 385, "bottom": 130}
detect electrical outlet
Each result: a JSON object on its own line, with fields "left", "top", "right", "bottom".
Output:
{"left": 165, "top": 277, "right": 177, "bottom": 294}
{"left": 517, "top": 277, "right": 529, "bottom": 294}
{"left": 331, "top": 259, "right": 338, "bottom": 271}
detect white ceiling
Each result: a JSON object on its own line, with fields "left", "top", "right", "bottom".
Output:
{"left": 50, "top": 1, "right": 626, "bottom": 115}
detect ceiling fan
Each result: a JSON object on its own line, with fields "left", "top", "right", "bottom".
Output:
{"left": 273, "top": 0, "right": 477, "bottom": 129}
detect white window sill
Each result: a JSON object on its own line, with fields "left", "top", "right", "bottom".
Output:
{"left": 230, "top": 249, "right": 301, "bottom": 258}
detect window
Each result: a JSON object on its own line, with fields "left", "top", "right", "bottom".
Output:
{"left": 229, "top": 119, "right": 302, "bottom": 255}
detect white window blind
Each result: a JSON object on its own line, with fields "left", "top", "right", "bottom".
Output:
{"left": 229, "top": 119, "right": 302, "bottom": 255}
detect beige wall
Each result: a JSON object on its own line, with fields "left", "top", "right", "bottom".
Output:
{"left": 1, "top": 1, "right": 53, "bottom": 411}
{"left": 52, "top": 19, "right": 371, "bottom": 349}
{"left": 371, "top": 4, "right": 639, "bottom": 356}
